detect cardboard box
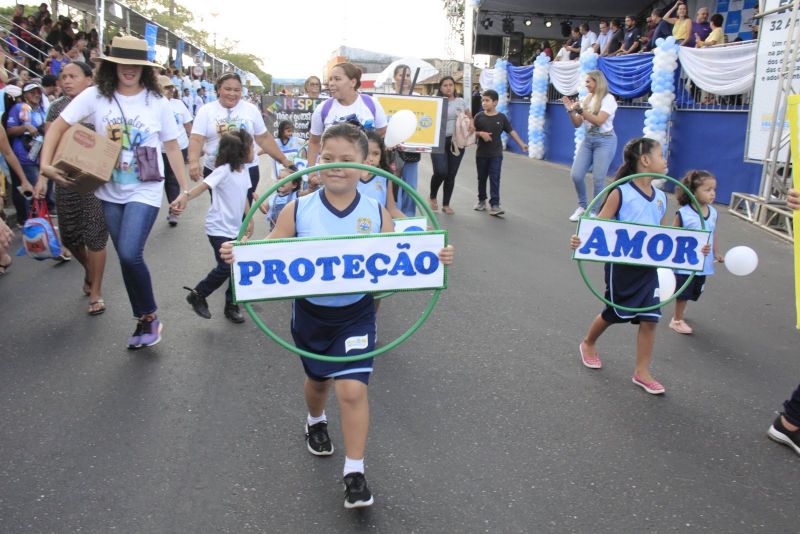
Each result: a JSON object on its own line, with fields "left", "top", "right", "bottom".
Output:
{"left": 52, "top": 124, "right": 121, "bottom": 194}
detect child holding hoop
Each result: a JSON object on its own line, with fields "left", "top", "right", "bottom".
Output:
{"left": 221, "top": 123, "right": 454, "bottom": 509}
{"left": 570, "top": 137, "right": 669, "bottom": 395}
{"left": 669, "top": 170, "right": 721, "bottom": 335}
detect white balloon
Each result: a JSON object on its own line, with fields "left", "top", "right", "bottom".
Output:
{"left": 384, "top": 110, "right": 418, "bottom": 147}
{"left": 657, "top": 268, "right": 676, "bottom": 301}
{"left": 725, "top": 246, "right": 759, "bottom": 276}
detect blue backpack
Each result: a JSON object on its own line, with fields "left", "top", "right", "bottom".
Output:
{"left": 320, "top": 94, "right": 377, "bottom": 128}
{"left": 21, "top": 199, "right": 62, "bottom": 260}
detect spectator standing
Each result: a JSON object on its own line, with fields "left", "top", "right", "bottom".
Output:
{"left": 566, "top": 27, "right": 582, "bottom": 60}
{"left": 664, "top": 1, "right": 692, "bottom": 44}
{"left": 594, "top": 21, "right": 611, "bottom": 55}
{"left": 645, "top": 9, "right": 673, "bottom": 52}
{"left": 6, "top": 83, "right": 48, "bottom": 222}
{"left": 32, "top": 3, "right": 51, "bottom": 29}
{"left": 696, "top": 14, "right": 724, "bottom": 47}
{"left": 617, "top": 15, "right": 641, "bottom": 55}
{"left": 45, "top": 46, "right": 69, "bottom": 77}
{"left": 604, "top": 19, "right": 624, "bottom": 56}
{"left": 303, "top": 76, "right": 322, "bottom": 98}
{"left": 579, "top": 23, "right": 598, "bottom": 54}
{"left": 685, "top": 6, "right": 712, "bottom": 47}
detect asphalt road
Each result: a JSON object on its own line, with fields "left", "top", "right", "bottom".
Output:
{"left": 1, "top": 150, "right": 798, "bottom": 533}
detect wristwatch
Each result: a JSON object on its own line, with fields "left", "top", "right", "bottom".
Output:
{"left": 286, "top": 163, "right": 299, "bottom": 172}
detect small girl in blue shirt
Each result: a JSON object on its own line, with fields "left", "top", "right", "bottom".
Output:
{"left": 669, "top": 170, "right": 722, "bottom": 335}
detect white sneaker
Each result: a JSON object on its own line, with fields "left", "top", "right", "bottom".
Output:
{"left": 568, "top": 207, "right": 586, "bottom": 222}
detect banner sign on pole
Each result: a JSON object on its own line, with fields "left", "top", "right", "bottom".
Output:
{"left": 144, "top": 23, "right": 158, "bottom": 62}
{"left": 232, "top": 232, "right": 447, "bottom": 303}
{"left": 175, "top": 39, "right": 184, "bottom": 69}
{"left": 261, "top": 96, "right": 323, "bottom": 141}
{"left": 788, "top": 94, "right": 800, "bottom": 329}
{"left": 372, "top": 94, "right": 446, "bottom": 153}
{"left": 393, "top": 217, "right": 427, "bottom": 232}
{"left": 745, "top": 0, "right": 799, "bottom": 161}
{"left": 572, "top": 219, "right": 711, "bottom": 271}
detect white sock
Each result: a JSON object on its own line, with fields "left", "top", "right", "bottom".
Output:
{"left": 344, "top": 457, "right": 364, "bottom": 477}
{"left": 307, "top": 412, "right": 327, "bottom": 426}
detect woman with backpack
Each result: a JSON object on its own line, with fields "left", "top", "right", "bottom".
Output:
{"left": 305, "top": 62, "right": 387, "bottom": 192}
{"left": 429, "top": 76, "right": 470, "bottom": 214}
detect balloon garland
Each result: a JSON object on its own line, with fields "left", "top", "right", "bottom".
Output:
{"left": 644, "top": 36, "right": 680, "bottom": 147}
{"left": 493, "top": 58, "right": 510, "bottom": 149}
{"left": 528, "top": 53, "right": 551, "bottom": 159}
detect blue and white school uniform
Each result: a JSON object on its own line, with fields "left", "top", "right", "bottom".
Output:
{"left": 290, "top": 189, "right": 383, "bottom": 384}
{"left": 674, "top": 204, "right": 717, "bottom": 301}
{"left": 357, "top": 174, "right": 389, "bottom": 208}
{"left": 602, "top": 182, "right": 668, "bottom": 324}
{"left": 266, "top": 190, "right": 298, "bottom": 229}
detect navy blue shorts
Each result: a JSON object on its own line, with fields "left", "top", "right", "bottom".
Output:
{"left": 601, "top": 264, "right": 661, "bottom": 324}
{"left": 675, "top": 274, "right": 706, "bottom": 302}
{"left": 291, "top": 295, "right": 376, "bottom": 385}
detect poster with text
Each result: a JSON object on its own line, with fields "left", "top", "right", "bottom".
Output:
{"left": 261, "top": 96, "right": 323, "bottom": 141}
{"left": 373, "top": 94, "right": 446, "bottom": 153}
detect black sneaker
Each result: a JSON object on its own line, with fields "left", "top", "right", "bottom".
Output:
{"left": 184, "top": 287, "right": 211, "bottom": 319}
{"left": 305, "top": 421, "right": 334, "bottom": 456}
{"left": 343, "top": 472, "right": 374, "bottom": 509}
{"left": 224, "top": 303, "right": 245, "bottom": 324}
{"left": 767, "top": 414, "right": 800, "bottom": 456}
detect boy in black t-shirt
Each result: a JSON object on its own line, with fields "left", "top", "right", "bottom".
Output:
{"left": 471, "top": 89, "right": 528, "bottom": 216}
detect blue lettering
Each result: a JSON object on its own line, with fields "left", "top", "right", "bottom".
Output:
{"left": 365, "top": 253, "right": 390, "bottom": 283}
{"left": 289, "top": 258, "right": 315, "bottom": 282}
{"left": 342, "top": 255, "right": 366, "bottom": 279}
{"left": 647, "top": 234, "right": 673, "bottom": 261}
{"left": 672, "top": 236, "right": 699, "bottom": 265}
{"left": 261, "top": 259, "right": 289, "bottom": 285}
{"left": 238, "top": 261, "right": 261, "bottom": 286}
{"left": 414, "top": 251, "right": 439, "bottom": 274}
{"left": 315, "top": 256, "right": 341, "bottom": 281}
{"left": 578, "top": 226, "right": 610, "bottom": 257}
{"left": 612, "top": 229, "right": 646, "bottom": 259}
{"left": 388, "top": 251, "right": 416, "bottom": 276}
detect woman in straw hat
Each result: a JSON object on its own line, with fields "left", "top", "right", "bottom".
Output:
{"left": 37, "top": 35, "right": 191, "bottom": 349}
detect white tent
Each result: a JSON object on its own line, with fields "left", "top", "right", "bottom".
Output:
{"left": 375, "top": 58, "right": 438, "bottom": 90}
{"left": 243, "top": 71, "right": 264, "bottom": 88}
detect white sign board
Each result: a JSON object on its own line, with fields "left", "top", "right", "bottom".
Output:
{"left": 746, "top": 0, "right": 800, "bottom": 161}
{"left": 393, "top": 217, "right": 427, "bottom": 232}
{"left": 572, "top": 219, "right": 711, "bottom": 271}
{"left": 233, "top": 232, "right": 447, "bottom": 302}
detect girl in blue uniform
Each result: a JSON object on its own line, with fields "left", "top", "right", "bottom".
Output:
{"left": 358, "top": 131, "right": 404, "bottom": 219}
{"left": 571, "top": 137, "right": 669, "bottom": 395}
{"left": 221, "top": 123, "right": 454, "bottom": 509}
{"left": 669, "top": 170, "right": 721, "bottom": 335}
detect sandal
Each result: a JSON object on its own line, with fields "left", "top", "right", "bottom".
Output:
{"left": 428, "top": 198, "right": 439, "bottom": 211}
{"left": 88, "top": 299, "right": 106, "bottom": 316}
{"left": 442, "top": 206, "right": 455, "bottom": 214}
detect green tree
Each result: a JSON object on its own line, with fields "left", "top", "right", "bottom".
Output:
{"left": 443, "top": 0, "right": 465, "bottom": 45}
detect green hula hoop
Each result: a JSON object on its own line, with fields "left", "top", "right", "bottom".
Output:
{"left": 236, "top": 162, "right": 443, "bottom": 362}
{"left": 576, "top": 172, "right": 706, "bottom": 313}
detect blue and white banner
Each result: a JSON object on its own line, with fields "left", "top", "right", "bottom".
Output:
{"left": 144, "top": 23, "right": 158, "bottom": 62}
{"left": 175, "top": 39, "right": 184, "bottom": 69}
{"left": 233, "top": 232, "right": 447, "bottom": 302}
{"left": 573, "top": 219, "right": 711, "bottom": 271}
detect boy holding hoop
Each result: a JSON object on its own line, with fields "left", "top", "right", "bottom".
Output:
{"left": 221, "top": 123, "right": 454, "bottom": 509}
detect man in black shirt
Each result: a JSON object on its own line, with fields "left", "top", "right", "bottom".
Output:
{"left": 604, "top": 19, "right": 624, "bottom": 56}
{"left": 618, "top": 15, "right": 641, "bottom": 55}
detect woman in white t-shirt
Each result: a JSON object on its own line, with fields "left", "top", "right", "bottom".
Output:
{"left": 158, "top": 75, "right": 193, "bottom": 227}
{"left": 562, "top": 70, "right": 619, "bottom": 221}
{"left": 305, "top": 62, "right": 387, "bottom": 191}
{"left": 188, "top": 72, "right": 296, "bottom": 203}
{"left": 38, "top": 35, "right": 191, "bottom": 350}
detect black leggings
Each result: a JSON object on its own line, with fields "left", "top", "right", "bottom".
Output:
{"left": 429, "top": 137, "right": 465, "bottom": 206}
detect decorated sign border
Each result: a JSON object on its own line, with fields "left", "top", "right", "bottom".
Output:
{"left": 231, "top": 231, "right": 448, "bottom": 304}
{"left": 572, "top": 218, "right": 711, "bottom": 271}
{"left": 235, "top": 162, "right": 445, "bottom": 362}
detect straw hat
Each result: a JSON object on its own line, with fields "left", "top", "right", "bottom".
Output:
{"left": 157, "top": 75, "right": 174, "bottom": 89}
{"left": 94, "top": 35, "right": 161, "bottom": 68}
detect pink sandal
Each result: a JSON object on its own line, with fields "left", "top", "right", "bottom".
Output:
{"left": 632, "top": 375, "right": 665, "bottom": 395}
{"left": 579, "top": 342, "right": 602, "bottom": 369}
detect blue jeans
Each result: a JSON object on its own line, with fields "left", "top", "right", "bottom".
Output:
{"left": 102, "top": 201, "right": 160, "bottom": 317}
{"left": 395, "top": 160, "right": 419, "bottom": 217}
{"left": 570, "top": 132, "right": 618, "bottom": 209}
{"left": 476, "top": 155, "right": 503, "bottom": 207}
{"left": 195, "top": 235, "right": 234, "bottom": 304}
